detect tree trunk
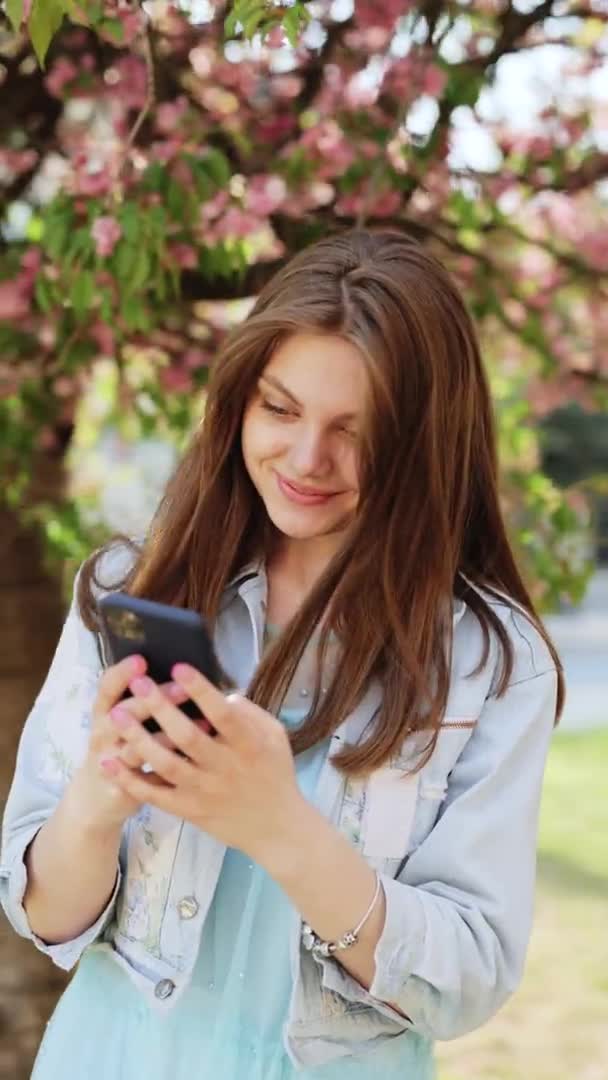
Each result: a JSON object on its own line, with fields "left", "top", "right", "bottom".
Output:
{"left": 0, "top": 455, "right": 71, "bottom": 1079}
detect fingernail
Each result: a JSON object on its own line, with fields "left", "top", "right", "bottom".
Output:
{"left": 130, "top": 676, "right": 154, "bottom": 696}
{"left": 167, "top": 682, "right": 185, "bottom": 700}
{"left": 130, "top": 655, "right": 146, "bottom": 675}
{"left": 110, "top": 706, "right": 134, "bottom": 729}
{"left": 172, "top": 664, "right": 193, "bottom": 683}
{"left": 100, "top": 757, "right": 119, "bottom": 775}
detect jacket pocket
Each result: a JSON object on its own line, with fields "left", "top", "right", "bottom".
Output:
{"left": 406, "top": 723, "right": 476, "bottom": 853}
{"left": 115, "top": 808, "right": 182, "bottom": 958}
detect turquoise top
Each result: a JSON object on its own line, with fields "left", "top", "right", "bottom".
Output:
{"left": 31, "top": 623, "right": 433, "bottom": 1078}
{"left": 32, "top": 707, "right": 345, "bottom": 1078}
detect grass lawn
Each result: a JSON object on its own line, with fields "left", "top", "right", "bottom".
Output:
{"left": 436, "top": 727, "right": 608, "bottom": 1080}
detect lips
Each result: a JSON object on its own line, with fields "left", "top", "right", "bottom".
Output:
{"left": 276, "top": 472, "right": 337, "bottom": 506}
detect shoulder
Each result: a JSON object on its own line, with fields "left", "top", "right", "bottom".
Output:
{"left": 466, "top": 580, "right": 558, "bottom": 688}
{"left": 84, "top": 535, "right": 143, "bottom": 602}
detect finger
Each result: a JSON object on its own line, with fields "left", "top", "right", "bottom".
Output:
{"left": 118, "top": 680, "right": 190, "bottom": 720}
{"left": 124, "top": 677, "right": 224, "bottom": 766}
{"left": 169, "top": 665, "right": 253, "bottom": 742}
{"left": 95, "top": 654, "right": 148, "bottom": 720}
{"left": 100, "top": 757, "right": 188, "bottom": 813}
{"left": 120, "top": 725, "right": 196, "bottom": 787}
{"left": 115, "top": 740, "right": 147, "bottom": 769}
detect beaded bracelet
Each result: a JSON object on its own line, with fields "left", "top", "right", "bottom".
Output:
{"left": 301, "top": 871, "right": 382, "bottom": 961}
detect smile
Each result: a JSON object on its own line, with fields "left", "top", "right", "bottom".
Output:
{"left": 275, "top": 473, "right": 338, "bottom": 506}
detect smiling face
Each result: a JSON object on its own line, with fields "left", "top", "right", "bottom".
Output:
{"left": 241, "top": 332, "right": 368, "bottom": 551}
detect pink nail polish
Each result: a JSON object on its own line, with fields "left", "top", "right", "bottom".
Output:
{"left": 100, "top": 757, "right": 119, "bottom": 775}
{"left": 172, "top": 664, "right": 193, "bottom": 683}
{"left": 130, "top": 676, "right": 154, "bottom": 696}
{"left": 110, "top": 706, "right": 133, "bottom": 729}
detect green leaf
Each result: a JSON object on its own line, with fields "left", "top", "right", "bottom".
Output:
{"left": 98, "top": 17, "right": 124, "bottom": 43}
{"left": 29, "top": 0, "right": 65, "bottom": 67}
{"left": 34, "top": 275, "right": 54, "bottom": 313}
{"left": 118, "top": 202, "right": 141, "bottom": 245}
{"left": 6, "top": 0, "right": 24, "bottom": 33}
{"left": 243, "top": 7, "right": 265, "bottom": 39}
{"left": 70, "top": 270, "right": 94, "bottom": 319}
{"left": 283, "top": 6, "right": 306, "bottom": 49}
{"left": 202, "top": 149, "right": 231, "bottom": 188}
{"left": 141, "top": 161, "right": 166, "bottom": 194}
{"left": 26, "top": 216, "right": 45, "bottom": 243}
{"left": 224, "top": 9, "right": 239, "bottom": 37}
{"left": 113, "top": 242, "right": 137, "bottom": 284}
{"left": 167, "top": 178, "right": 185, "bottom": 219}
{"left": 126, "top": 247, "right": 152, "bottom": 294}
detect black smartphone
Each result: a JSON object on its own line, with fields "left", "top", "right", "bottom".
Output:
{"left": 98, "top": 592, "right": 231, "bottom": 734}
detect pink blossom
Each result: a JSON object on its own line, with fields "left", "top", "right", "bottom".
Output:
{"left": 244, "top": 175, "right": 287, "bottom": 216}
{"left": 205, "top": 208, "right": 261, "bottom": 242}
{"left": 0, "top": 281, "right": 29, "bottom": 321}
{"left": 21, "top": 248, "right": 42, "bottom": 275}
{"left": 159, "top": 367, "right": 194, "bottom": 393}
{"left": 45, "top": 58, "right": 79, "bottom": 98}
{"left": 256, "top": 116, "right": 297, "bottom": 142}
{"left": 423, "top": 65, "right": 447, "bottom": 99}
{"left": 98, "top": 5, "right": 145, "bottom": 47}
{"left": 272, "top": 76, "right": 303, "bottom": 100}
{"left": 580, "top": 229, "right": 608, "bottom": 271}
{"left": 183, "top": 347, "right": 211, "bottom": 370}
{"left": 150, "top": 139, "right": 184, "bottom": 164}
{"left": 169, "top": 244, "right": 198, "bottom": 269}
{"left": 189, "top": 46, "right": 213, "bottom": 79}
{"left": 0, "top": 148, "right": 38, "bottom": 181}
{"left": 36, "top": 427, "right": 60, "bottom": 451}
{"left": 344, "top": 75, "right": 379, "bottom": 109}
{"left": 200, "top": 191, "right": 230, "bottom": 223}
{"left": 109, "top": 57, "right": 148, "bottom": 110}
{"left": 156, "top": 97, "right": 189, "bottom": 136}
{"left": 355, "top": 0, "right": 408, "bottom": 32}
{"left": 53, "top": 376, "right": 76, "bottom": 398}
{"left": 38, "top": 322, "right": 57, "bottom": 350}
{"left": 371, "top": 189, "right": 402, "bottom": 216}
{"left": 265, "top": 25, "right": 286, "bottom": 48}
{"left": 90, "top": 320, "right": 116, "bottom": 357}
{"left": 344, "top": 27, "right": 392, "bottom": 51}
{"left": 91, "top": 216, "right": 122, "bottom": 258}
{"left": 69, "top": 158, "right": 114, "bottom": 198}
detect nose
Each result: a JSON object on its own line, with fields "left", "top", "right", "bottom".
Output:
{"left": 288, "top": 425, "right": 331, "bottom": 478}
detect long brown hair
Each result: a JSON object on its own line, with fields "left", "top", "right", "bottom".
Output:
{"left": 78, "top": 227, "right": 565, "bottom": 777}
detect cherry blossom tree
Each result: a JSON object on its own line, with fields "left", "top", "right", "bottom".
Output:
{"left": 1, "top": 0, "right": 607, "bottom": 606}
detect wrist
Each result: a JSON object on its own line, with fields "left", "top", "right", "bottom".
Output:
{"left": 66, "top": 769, "right": 127, "bottom": 836}
{"left": 259, "top": 794, "right": 326, "bottom": 882}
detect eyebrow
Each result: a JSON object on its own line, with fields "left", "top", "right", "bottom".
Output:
{"left": 259, "top": 374, "right": 359, "bottom": 423}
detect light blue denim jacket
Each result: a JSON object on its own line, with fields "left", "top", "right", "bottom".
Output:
{"left": 1, "top": 542, "right": 559, "bottom": 1069}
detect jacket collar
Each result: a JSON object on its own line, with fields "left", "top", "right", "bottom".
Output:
{"left": 226, "top": 562, "right": 468, "bottom": 628}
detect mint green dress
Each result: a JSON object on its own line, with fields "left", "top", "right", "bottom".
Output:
{"left": 31, "top": 629, "right": 434, "bottom": 1079}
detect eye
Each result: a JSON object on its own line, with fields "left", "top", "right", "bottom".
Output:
{"left": 261, "top": 399, "right": 292, "bottom": 417}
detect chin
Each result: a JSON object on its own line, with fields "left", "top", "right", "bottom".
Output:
{"left": 265, "top": 501, "right": 341, "bottom": 541}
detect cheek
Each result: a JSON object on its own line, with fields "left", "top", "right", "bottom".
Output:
{"left": 340, "top": 445, "right": 360, "bottom": 492}
{"left": 241, "top": 411, "right": 284, "bottom": 474}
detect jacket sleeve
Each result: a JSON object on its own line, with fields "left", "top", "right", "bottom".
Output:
{"left": 0, "top": 560, "right": 123, "bottom": 971}
{"left": 317, "top": 614, "right": 558, "bottom": 1040}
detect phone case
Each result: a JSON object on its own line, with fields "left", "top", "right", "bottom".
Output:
{"left": 98, "top": 592, "right": 229, "bottom": 734}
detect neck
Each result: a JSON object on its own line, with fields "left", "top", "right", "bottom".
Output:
{"left": 265, "top": 534, "right": 342, "bottom": 624}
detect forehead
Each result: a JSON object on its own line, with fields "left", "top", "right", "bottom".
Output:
{"left": 261, "top": 332, "right": 369, "bottom": 417}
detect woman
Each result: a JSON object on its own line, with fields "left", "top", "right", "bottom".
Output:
{"left": 1, "top": 227, "right": 564, "bottom": 1079}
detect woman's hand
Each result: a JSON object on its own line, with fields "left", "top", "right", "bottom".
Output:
{"left": 70, "top": 655, "right": 206, "bottom": 831}
{"left": 98, "top": 664, "right": 306, "bottom": 866}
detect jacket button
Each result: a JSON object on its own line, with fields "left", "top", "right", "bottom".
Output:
{"left": 177, "top": 896, "right": 199, "bottom": 920}
{"left": 154, "top": 979, "right": 175, "bottom": 1000}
